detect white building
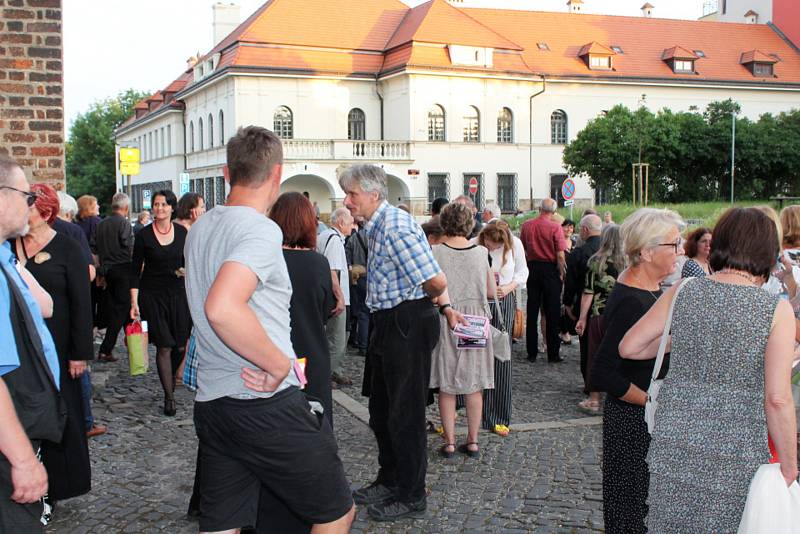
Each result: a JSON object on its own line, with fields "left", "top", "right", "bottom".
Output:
{"left": 115, "top": 0, "right": 800, "bottom": 217}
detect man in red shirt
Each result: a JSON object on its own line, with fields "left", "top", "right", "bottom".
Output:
{"left": 520, "top": 198, "right": 568, "bottom": 363}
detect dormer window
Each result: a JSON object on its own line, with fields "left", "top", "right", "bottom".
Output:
{"left": 753, "top": 62, "right": 773, "bottom": 76}
{"left": 673, "top": 59, "right": 695, "bottom": 73}
{"left": 662, "top": 46, "right": 698, "bottom": 74}
{"left": 448, "top": 45, "right": 494, "bottom": 68}
{"left": 740, "top": 50, "right": 777, "bottom": 77}
{"left": 590, "top": 55, "right": 612, "bottom": 69}
{"left": 578, "top": 42, "right": 616, "bottom": 71}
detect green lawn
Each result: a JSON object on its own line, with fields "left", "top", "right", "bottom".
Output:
{"left": 506, "top": 200, "right": 785, "bottom": 231}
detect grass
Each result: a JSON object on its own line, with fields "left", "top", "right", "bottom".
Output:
{"left": 505, "top": 200, "right": 779, "bottom": 231}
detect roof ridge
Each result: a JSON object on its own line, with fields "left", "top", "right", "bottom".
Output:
{"left": 430, "top": 0, "right": 523, "bottom": 51}
{"left": 382, "top": 1, "right": 425, "bottom": 52}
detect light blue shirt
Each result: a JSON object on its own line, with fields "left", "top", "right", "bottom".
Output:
{"left": 364, "top": 201, "right": 441, "bottom": 311}
{"left": 0, "top": 242, "right": 60, "bottom": 387}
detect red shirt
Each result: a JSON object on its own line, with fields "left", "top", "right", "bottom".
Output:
{"left": 520, "top": 215, "right": 567, "bottom": 263}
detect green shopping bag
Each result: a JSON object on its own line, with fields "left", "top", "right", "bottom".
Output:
{"left": 125, "top": 320, "right": 149, "bottom": 376}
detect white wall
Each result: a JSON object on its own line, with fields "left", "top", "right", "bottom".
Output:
{"left": 716, "top": 0, "right": 772, "bottom": 22}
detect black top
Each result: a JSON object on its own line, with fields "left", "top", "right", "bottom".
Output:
{"left": 75, "top": 215, "right": 101, "bottom": 252}
{"left": 590, "top": 281, "right": 667, "bottom": 399}
{"left": 94, "top": 213, "right": 133, "bottom": 267}
{"left": 52, "top": 218, "right": 92, "bottom": 267}
{"left": 563, "top": 234, "right": 601, "bottom": 309}
{"left": 130, "top": 223, "right": 188, "bottom": 292}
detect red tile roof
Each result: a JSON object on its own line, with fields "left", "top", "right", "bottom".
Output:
{"left": 740, "top": 49, "right": 778, "bottom": 64}
{"left": 661, "top": 46, "right": 699, "bottom": 60}
{"left": 578, "top": 42, "right": 616, "bottom": 57}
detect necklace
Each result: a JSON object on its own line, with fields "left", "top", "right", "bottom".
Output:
{"left": 627, "top": 269, "right": 660, "bottom": 302}
{"left": 153, "top": 220, "right": 172, "bottom": 235}
{"left": 717, "top": 269, "right": 756, "bottom": 285}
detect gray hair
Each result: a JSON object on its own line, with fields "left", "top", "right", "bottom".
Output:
{"left": 588, "top": 223, "right": 626, "bottom": 274}
{"left": 111, "top": 192, "right": 130, "bottom": 211}
{"left": 483, "top": 202, "right": 501, "bottom": 219}
{"left": 580, "top": 214, "right": 602, "bottom": 232}
{"left": 621, "top": 208, "right": 685, "bottom": 266}
{"left": 453, "top": 195, "right": 475, "bottom": 211}
{"left": 0, "top": 155, "right": 22, "bottom": 187}
{"left": 540, "top": 198, "right": 557, "bottom": 213}
{"left": 330, "top": 207, "right": 352, "bottom": 226}
{"left": 338, "top": 164, "right": 387, "bottom": 200}
{"left": 57, "top": 191, "right": 78, "bottom": 218}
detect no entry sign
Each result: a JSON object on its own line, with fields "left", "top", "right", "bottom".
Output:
{"left": 468, "top": 177, "right": 479, "bottom": 195}
{"left": 561, "top": 178, "right": 576, "bottom": 201}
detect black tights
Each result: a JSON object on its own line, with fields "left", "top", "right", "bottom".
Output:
{"left": 156, "top": 346, "right": 184, "bottom": 400}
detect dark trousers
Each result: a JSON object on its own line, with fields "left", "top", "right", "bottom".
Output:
{"left": 526, "top": 261, "right": 563, "bottom": 362}
{"left": 99, "top": 265, "right": 130, "bottom": 355}
{"left": 349, "top": 283, "right": 369, "bottom": 350}
{"left": 368, "top": 298, "right": 440, "bottom": 503}
{"left": 579, "top": 329, "right": 590, "bottom": 392}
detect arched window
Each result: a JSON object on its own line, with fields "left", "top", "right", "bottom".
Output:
{"left": 219, "top": 110, "right": 224, "bottom": 146}
{"left": 428, "top": 105, "right": 445, "bottom": 142}
{"left": 208, "top": 113, "right": 214, "bottom": 148}
{"left": 463, "top": 105, "right": 480, "bottom": 143}
{"left": 348, "top": 108, "right": 366, "bottom": 140}
{"left": 189, "top": 121, "right": 195, "bottom": 152}
{"left": 273, "top": 106, "right": 293, "bottom": 139}
{"left": 198, "top": 117, "right": 204, "bottom": 151}
{"left": 551, "top": 110, "right": 568, "bottom": 144}
{"left": 497, "top": 107, "right": 513, "bottom": 143}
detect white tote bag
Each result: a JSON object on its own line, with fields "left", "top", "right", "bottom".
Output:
{"left": 738, "top": 463, "right": 800, "bottom": 534}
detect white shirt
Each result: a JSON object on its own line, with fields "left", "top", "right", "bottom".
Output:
{"left": 488, "top": 235, "right": 529, "bottom": 287}
{"left": 317, "top": 227, "right": 350, "bottom": 305}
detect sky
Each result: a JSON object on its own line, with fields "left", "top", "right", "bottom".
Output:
{"left": 62, "top": 0, "right": 708, "bottom": 134}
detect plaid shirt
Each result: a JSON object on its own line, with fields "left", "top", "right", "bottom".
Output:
{"left": 364, "top": 201, "right": 441, "bottom": 311}
{"left": 183, "top": 331, "right": 198, "bottom": 392}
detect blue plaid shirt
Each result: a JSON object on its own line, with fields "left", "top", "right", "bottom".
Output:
{"left": 364, "top": 201, "right": 441, "bottom": 311}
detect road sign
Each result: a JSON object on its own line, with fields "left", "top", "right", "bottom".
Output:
{"left": 119, "top": 161, "right": 140, "bottom": 175}
{"left": 468, "top": 177, "right": 479, "bottom": 195}
{"left": 179, "top": 172, "right": 190, "bottom": 195}
{"left": 142, "top": 189, "right": 152, "bottom": 210}
{"left": 561, "top": 178, "right": 576, "bottom": 201}
{"left": 563, "top": 199, "right": 574, "bottom": 207}
{"left": 119, "top": 147, "right": 140, "bottom": 163}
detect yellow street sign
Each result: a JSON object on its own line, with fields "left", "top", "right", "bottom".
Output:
{"left": 120, "top": 161, "right": 140, "bottom": 175}
{"left": 119, "top": 147, "right": 140, "bottom": 163}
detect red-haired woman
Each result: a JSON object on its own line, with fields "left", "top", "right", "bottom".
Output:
{"left": 269, "top": 191, "right": 336, "bottom": 424}
{"left": 11, "top": 183, "right": 94, "bottom": 503}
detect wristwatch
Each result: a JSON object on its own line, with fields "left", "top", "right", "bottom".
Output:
{"left": 438, "top": 303, "right": 452, "bottom": 315}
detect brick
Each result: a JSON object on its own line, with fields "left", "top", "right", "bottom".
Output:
{"left": 3, "top": 8, "right": 34, "bottom": 19}
{"left": 11, "top": 146, "right": 26, "bottom": 156}
{"left": 6, "top": 21, "right": 23, "bottom": 31}
{"left": 45, "top": 60, "right": 60, "bottom": 70}
{"left": 7, "top": 0, "right": 23, "bottom": 5}
{"left": 0, "top": 82, "right": 32, "bottom": 94}
{"left": 25, "top": 21, "right": 59, "bottom": 32}
{"left": 28, "top": 120, "right": 60, "bottom": 131}
{"left": 37, "top": 158, "right": 46, "bottom": 167}
{"left": 8, "top": 46, "right": 25, "bottom": 56}
{"left": 1, "top": 108, "right": 34, "bottom": 118}
{"left": 31, "top": 146, "right": 61, "bottom": 156}
{"left": 3, "top": 133, "right": 35, "bottom": 143}
{"left": 45, "top": 8, "right": 58, "bottom": 20}
{"left": 35, "top": 110, "right": 43, "bottom": 118}
{"left": 8, "top": 71, "right": 23, "bottom": 80}
{"left": 0, "top": 71, "right": 5, "bottom": 79}
{"left": 28, "top": 0, "right": 60, "bottom": 6}
{"left": 44, "top": 108, "right": 61, "bottom": 119}
{"left": 45, "top": 86, "right": 61, "bottom": 96}
{"left": 47, "top": 133, "right": 62, "bottom": 143}
{"left": 0, "top": 58, "right": 32, "bottom": 68}
{"left": 47, "top": 158, "right": 61, "bottom": 168}
{"left": 44, "top": 35, "right": 59, "bottom": 46}
{"left": 37, "top": 133, "right": 45, "bottom": 142}
{"left": 27, "top": 46, "right": 59, "bottom": 58}
{"left": 28, "top": 72, "right": 59, "bottom": 82}
{"left": 29, "top": 97, "right": 60, "bottom": 107}
{"left": 9, "top": 120, "right": 24, "bottom": 130}
{"left": 0, "top": 33, "right": 33, "bottom": 44}
{"left": 8, "top": 96, "right": 23, "bottom": 105}
{"left": 15, "top": 158, "right": 34, "bottom": 167}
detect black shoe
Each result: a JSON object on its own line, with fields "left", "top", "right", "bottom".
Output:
{"left": 526, "top": 356, "right": 537, "bottom": 363}
{"left": 164, "top": 398, "right": 176, "bottom": 416}
{"left": 353, "top": 481, "right": 396, "bottom": 505}
{"left": 548, "top": 357, "right": 565, "bottom": 364}
{"left": 367, "top": 497, "right": 426, "bottom": 522}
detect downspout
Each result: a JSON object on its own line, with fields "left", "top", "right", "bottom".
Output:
{"left": 375, "top": 78, "right": 385, "bottom": 140}
{"left": 529, "top": 75, "right": 546, "bottom": 211}
{"left": 182, "top": 106, "right": 188, "bottom": 174}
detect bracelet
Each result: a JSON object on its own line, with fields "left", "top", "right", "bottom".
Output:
{"left": 438, "top": 303, "right": 452, "bottom": 315}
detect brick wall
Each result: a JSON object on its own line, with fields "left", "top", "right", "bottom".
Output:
{"left": 0, "top": 0, "right": 64, "bottom": 187}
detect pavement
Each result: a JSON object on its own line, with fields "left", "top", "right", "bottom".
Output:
{"left": 48, "top": 332, "right": 606, "bottom": 534}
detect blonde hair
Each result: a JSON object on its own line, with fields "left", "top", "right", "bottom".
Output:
{"left": 780, "top": 205, "right": 800, "bottom": 248}
{"left": 77, "top": 195, "right": 98, "bottom": 219}
{"left": 479, "top": 221, "right": 513, "bottom": 267}
{"left": 755, "top": 205, "right": 783, "bottom": 248}
{"left": 621, "top": 208, "right": 685, "bottom": 266}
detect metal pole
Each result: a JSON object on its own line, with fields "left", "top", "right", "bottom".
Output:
{"left": 730, "top": 111, "right": 736, "bottom": 204}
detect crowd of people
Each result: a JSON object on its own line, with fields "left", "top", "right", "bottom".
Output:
{"left": 0, "top": 125, "right": 799, "bottom": 533}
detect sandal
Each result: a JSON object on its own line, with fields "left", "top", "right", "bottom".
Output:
{"left": 493, "top": 424, "right": 510, "bottom": 437}
{"left": 457, "top": 442, "right": 481, "bottom": 459}
{"left": 439, "top": 443, "right": 455, "bottom": 459}
{"left": 578, "top": 399, "right": 600, "bottom": 415}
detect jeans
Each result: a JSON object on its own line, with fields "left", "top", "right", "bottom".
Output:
{"left": 349, "top": 283, "right": 369, "bottom": 350}
{"left": 80, "top": 371, "right": 94, "bottom": 432}
{"left": 526, "top": 261, "right": 563, "bottom": 361}
{"left": 368, "top": 298, "right": 440, "bottom": 502}
{"left": 326, "top": 310, "right": 347, "bottom": 375}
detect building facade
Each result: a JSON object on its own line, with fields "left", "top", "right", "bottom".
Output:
{"left": 115, "top": 0, "right": 800, "bottom": 217}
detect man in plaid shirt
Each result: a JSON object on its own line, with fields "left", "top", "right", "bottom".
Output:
{"left": 340, "top": 164, "right": 464, "bottom": 522}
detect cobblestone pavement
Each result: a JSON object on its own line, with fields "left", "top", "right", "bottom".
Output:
{"left": 49, "top": 333, "right": 605, "bottom": 533}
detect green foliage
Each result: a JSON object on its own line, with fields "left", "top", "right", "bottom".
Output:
{"left": 66, "top": 89, "right": 151, "bottom": 213}
{"left": 562, "top": 99, "right": 800, "bottom": 203}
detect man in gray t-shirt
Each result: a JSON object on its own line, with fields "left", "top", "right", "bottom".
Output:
{"left": 184, "top": 126, "right": 354, "bottom": 533}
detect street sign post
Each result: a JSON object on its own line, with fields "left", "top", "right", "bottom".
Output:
{"left": 179, "top": 172, "right": 190, "bottom": 196}
{"left": 468, "top": 177, "right": 478, "bottom": 195}
{"left": 561, "top": 178, "right": 576, "bottom": 219}
{"left": 142, "top": 189, "right": 151, "bottom": 210}
{"left": 564, "top": 199, "right": 574, "bottom": 207}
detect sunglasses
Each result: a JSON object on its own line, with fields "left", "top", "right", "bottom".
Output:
{"left": 657, "top": 238, "right": 684, "bottom": 254}
{"left": 0, "top": 186, "right": 37, "bottom": 207}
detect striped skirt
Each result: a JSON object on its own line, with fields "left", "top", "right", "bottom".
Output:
{"left": 481, "top": 292, "right": 515, "bottom": 429}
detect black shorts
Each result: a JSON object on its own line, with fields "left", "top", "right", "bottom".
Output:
{"left": 0, "top": 452, "right": 44, "bottom": 533}
{"left": 193, "top": 387, "right": 353, "bottom": 531}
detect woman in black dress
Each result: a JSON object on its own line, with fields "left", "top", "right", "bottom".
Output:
{"left": 129, "top": 190, "right": 190, "bottom": 416}
{"left": 12, "top": 183, "right": 93, "bottom": 502}
{"left": 269, "top": 192, "right": 336, "bottom": 425}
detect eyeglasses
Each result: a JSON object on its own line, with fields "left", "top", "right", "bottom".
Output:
{"left": 0, "top": 186, "right": 37, "bottom": 207}
{"left": 657, "top": 239, "right": 683, "bottom": 254}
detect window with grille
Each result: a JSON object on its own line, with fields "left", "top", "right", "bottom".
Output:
{"left": 205, "top": 177, "right": 214, "bottom": 206}
{"left": 191, "top": 178, "right": 204, "bottom": 198}
{"left": 215, "top": 176, "right": 225, "bottom": 207}
{"left": 673, "top": 59, "right": 694, "bottom": 73}
{"left": 753, "top": 63, "right": 773, "bottom": 76}
{"left": 427, "top": 173, "right": 449, "bottom": 210}
{"left": 462, "top": 173, "right": 484, "bottom": 210}
{"left": 274, "top": 106, "right": 293, "bottom": 139}
{"left": 208, "top": 114, "right": 214, "bottom": 148}
{"left": 348, "top": 108, "right": 366, "bottom": 140}
{"left": 463, "top": 106, "right": 480, "bottom": 143}
{"left": 551, "top": 174, "right": 568, "bottom": 207}
{"left": 589, "top": 55, "right": 612, "bottom": 69}
{"left": 428, "top": 105, "right": 445, "bottom": 141}
{"left": 551, "top": 110, "right": 568, "bottom": 144}
{"left": 497, "top": 174, "right": 517, "bottom": 212}
{"left": 497, "top": 107, "right": 513, "bottom": 143}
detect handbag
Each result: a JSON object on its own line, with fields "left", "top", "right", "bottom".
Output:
{"left": 738, "top": 463, "right": 800, "bottom": 533}
{"left": 490, "top": 293, "right": 511, "bottom": 362}
{"left": 125, "top": 320, "right": 150, "bottom": 376}
{"left": 645, "top": 277, "right": 693, "bottom": 433}
{"left": 513, "top": 307, "right": 524, "bottom": 340}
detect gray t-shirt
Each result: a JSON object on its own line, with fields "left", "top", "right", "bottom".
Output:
{"left": 185, "top": 205, "right": 299, "bottom": 402}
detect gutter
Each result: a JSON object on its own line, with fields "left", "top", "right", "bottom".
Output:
{"left": 529, "top": 75, "right": 546, "bottom": 210}
{"left": 376, "top": 79, "right": 385, "bottom": 140}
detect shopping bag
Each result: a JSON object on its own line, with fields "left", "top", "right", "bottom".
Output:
{"left": 125, "top": 320, "right": 149, "bottom": 376}
{"left": 738, "top": 463, "right": 800, "bottom": 534}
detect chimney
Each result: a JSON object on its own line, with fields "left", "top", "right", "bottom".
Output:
{"left": 641, "top": 2, "right": 654, "bottom": 17}
{"left": 186, "top": 55, "right": 199, "bottom": 70}
{"left": 567, "top": 0, "right": 583, "bottom": 13}
{"left": 213, "top": 3, "right": 240, "bottom": 46}
{"left": 744, "top": 10, "right": 758, "bottom": 24}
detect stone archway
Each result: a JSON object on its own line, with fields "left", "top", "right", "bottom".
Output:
{"left": 281, "top": 174, "right": 335, "bottom": 219}
{"left": 386, "top": 174, "right": 411, "bottom": 206}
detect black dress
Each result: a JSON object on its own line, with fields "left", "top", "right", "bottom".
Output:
{"left": 283, "top": 249, "right": 335, "bottom": 425}
{"left": 130, "top": 223, "right": 191, "bottom": 349}
{"left": 13, "top": 232, "right": 93, "bottom": 500}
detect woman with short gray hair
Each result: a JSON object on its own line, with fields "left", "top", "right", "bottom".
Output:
{"left": 590, "top": 208, "right": 684, "bottom": 534}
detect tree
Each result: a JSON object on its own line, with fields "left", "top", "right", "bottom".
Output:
{"left": 66, "top": 89, "right": 151, "bottom": 213}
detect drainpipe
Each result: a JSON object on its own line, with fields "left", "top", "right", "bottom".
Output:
{"left": 529, "top": 75, "right": 546, "bottom": 211}
{"left": 182, "top": 109, "right": 188, "bottom": 177}
{"left": 375, "top": 79, "right": 385, "bottom": 140}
